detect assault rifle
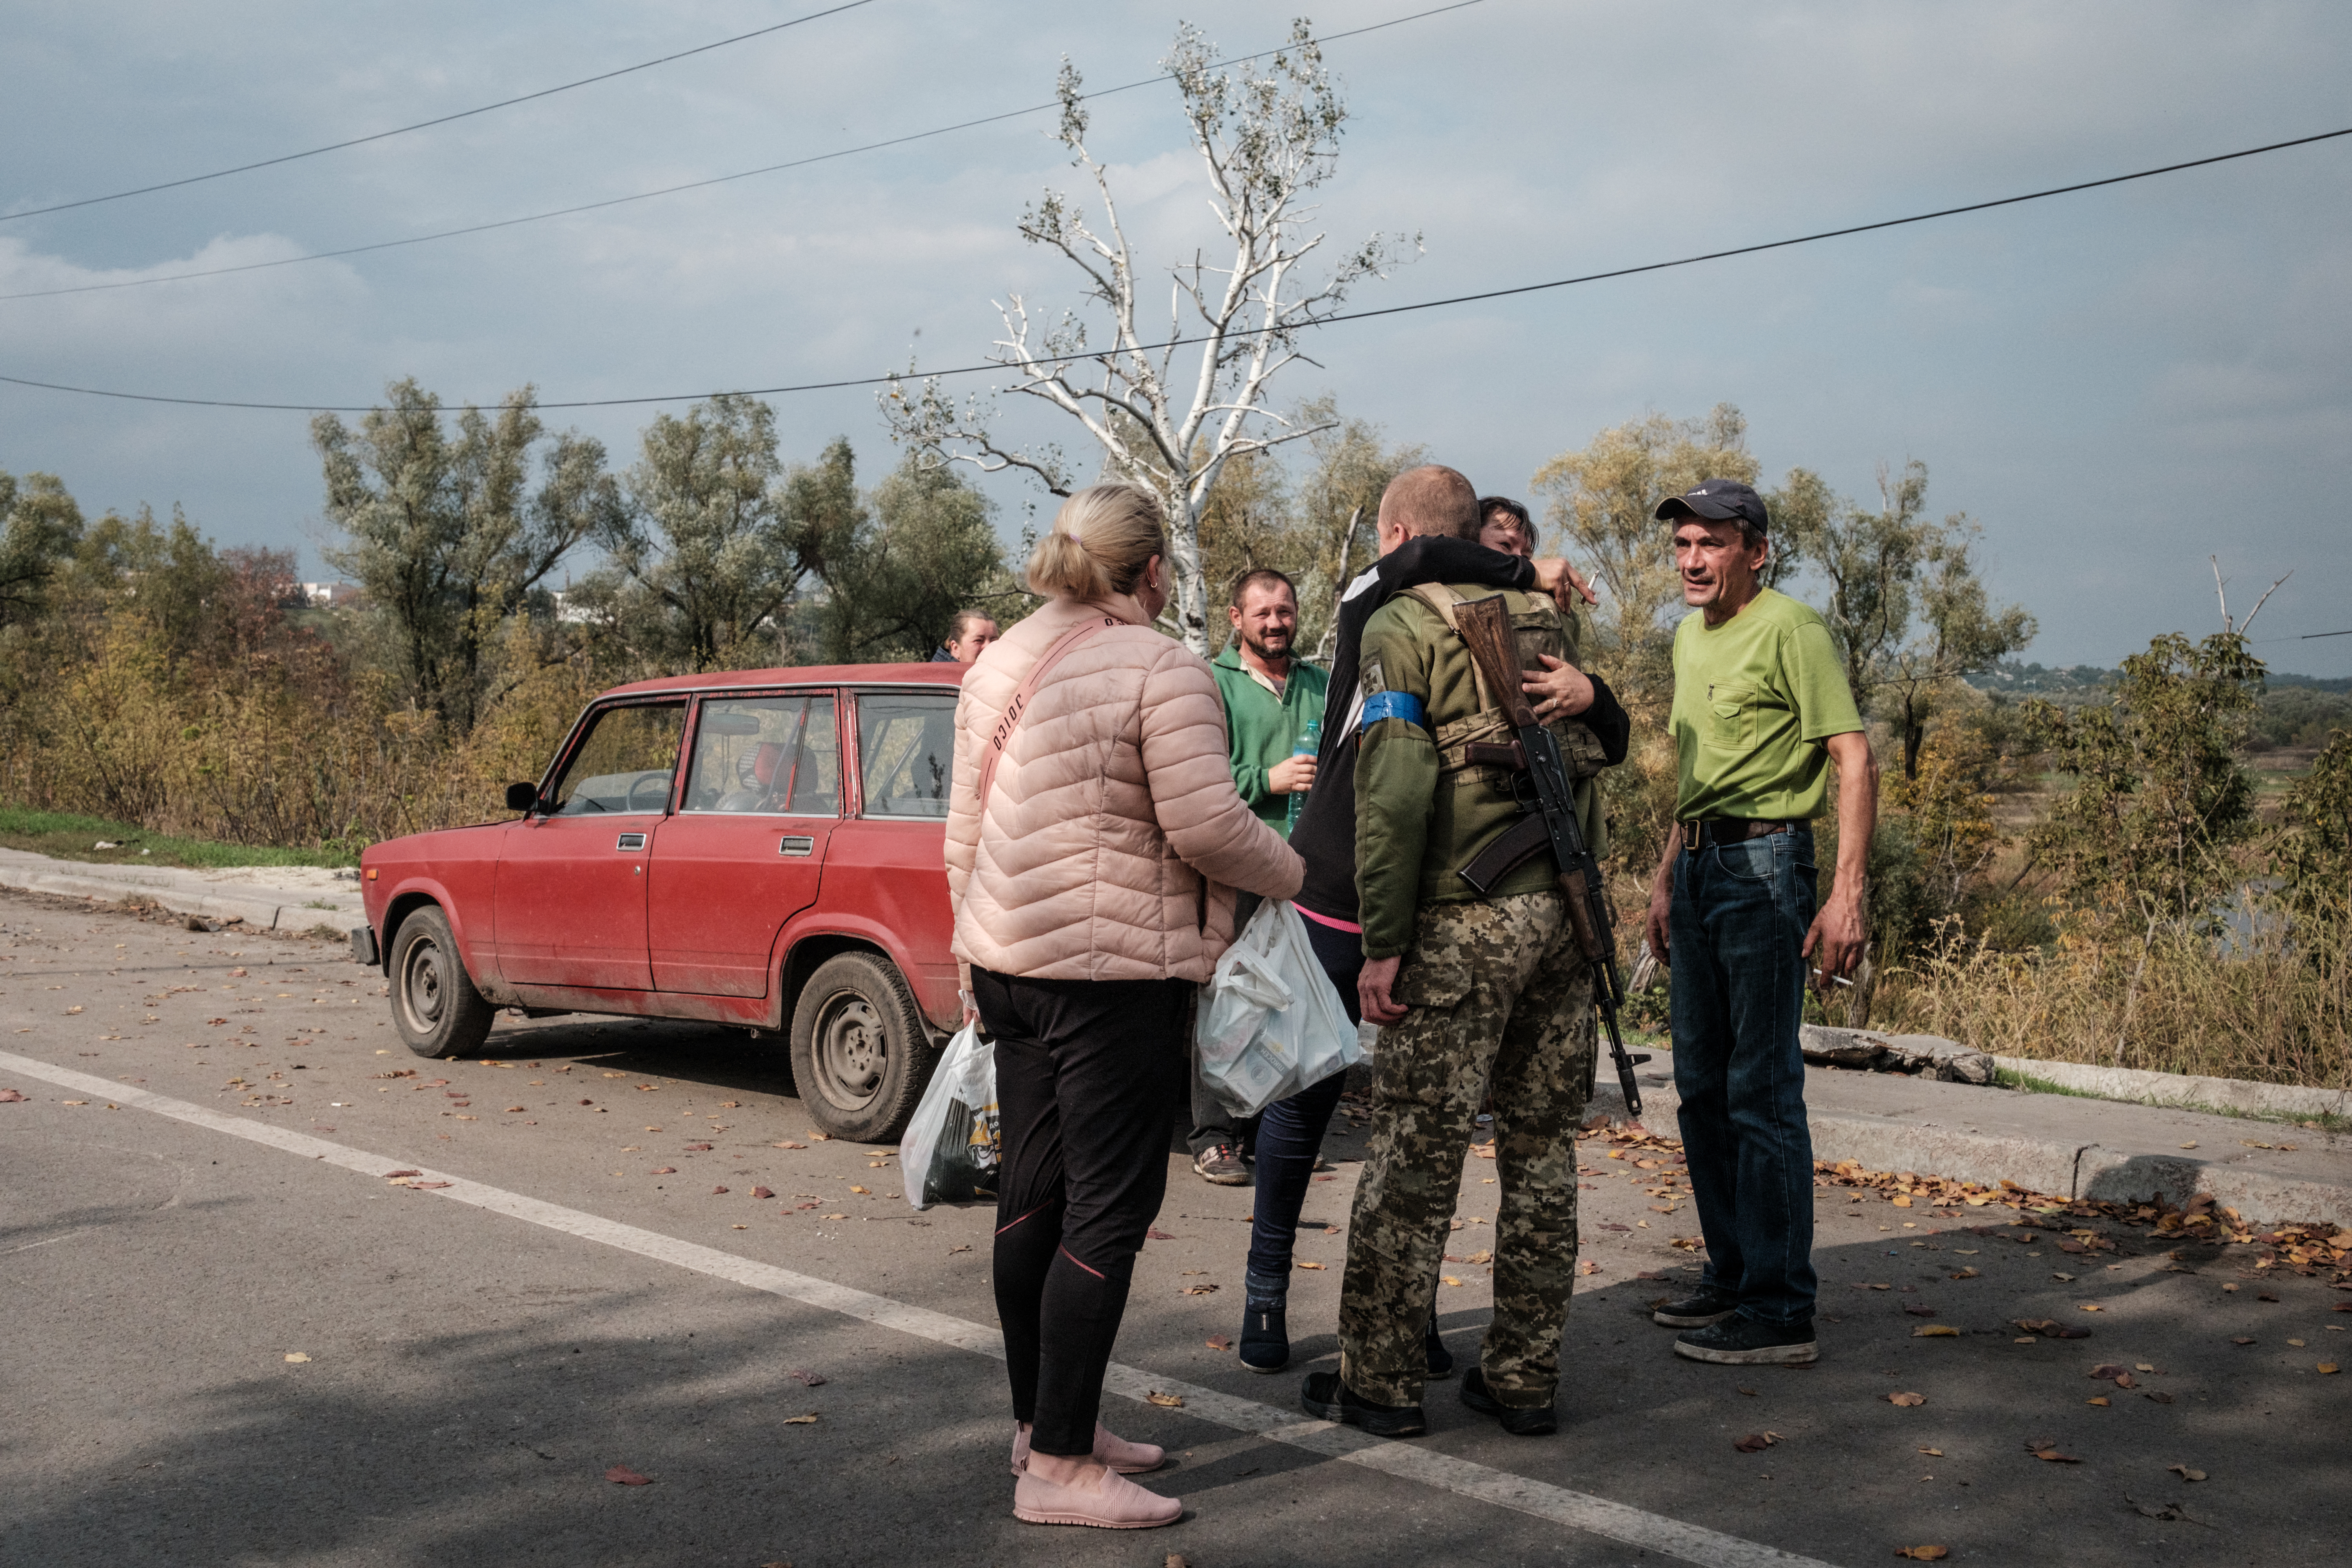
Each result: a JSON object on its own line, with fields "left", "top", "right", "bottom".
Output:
{"left": 1449, "top": 593, "right": 1651, "bottom": 1116}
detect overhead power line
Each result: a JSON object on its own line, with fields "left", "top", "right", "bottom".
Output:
{"left": 2, "top": 120, "right": 2345, "bottom": 415}
{"left": 0, "top": 0, "right": 1493, "bottom": 304}
{"left": 0, "top": 0, "right": 880, "bottom": 223}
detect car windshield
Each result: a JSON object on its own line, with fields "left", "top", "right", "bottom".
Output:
{"left": 857, "top": 691, "right": 955, "bottom": 819}
{"left": 682, "top": 694, "right": 840, "bottom": 815}
{"left": 546, "top": 702, "right": 686, "bottom": 815}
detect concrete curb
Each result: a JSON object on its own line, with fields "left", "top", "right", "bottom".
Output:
{"left": 0, "top": 860, "right": 366, "bottom": 939}
{"left": 1584, "top": 1063, "right": 2352, "bottom": 1229}
{"left": 1993, "top": 1054, "right": 2352, "bottom": 1121}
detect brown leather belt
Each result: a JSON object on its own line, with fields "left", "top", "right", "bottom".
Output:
{"left": 1681, "top": 818, "right": 1794, "bottom": 853}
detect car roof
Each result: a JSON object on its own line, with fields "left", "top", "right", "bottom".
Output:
{"left": 596, "top": 661, "right": 966, "bottom": 700}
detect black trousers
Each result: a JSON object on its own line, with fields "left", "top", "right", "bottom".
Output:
{"left": 974, "top": 966, "right": 1189, "bottom": 1457}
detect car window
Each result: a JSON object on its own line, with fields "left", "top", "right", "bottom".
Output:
{"left": 857, "top": 691, "right": 956, "bottom": 819}
{"left": 682, "top": 694, "right": 840, "bottom": 816}
{"left": 546, "top": 702, "right": 686, "bottom": 816}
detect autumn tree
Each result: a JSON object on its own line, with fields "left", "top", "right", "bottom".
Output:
{"left": 804, "top": 448, "right": 1012, "bottom": 664}
{"left": 882, "top": 20, "right": 1415, "bottom": 654}
{"left": 582, "top": 395, "right": 801, "bottom": 672}
{"left": 314, "top": 379, "right": 618, "bottom": 731}
{"left": 1769, "top": 460, "right": 2034, "bottom": 779}
{"left": 0, "top": 469, "right": 87, "bottom": 633}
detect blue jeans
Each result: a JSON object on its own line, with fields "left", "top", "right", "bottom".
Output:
{"left": 1244, "top": 916, "right": 1360, "bottom": 1289}
{"left": 1668, "top": 826, "right": 1819, "bottom": 1327}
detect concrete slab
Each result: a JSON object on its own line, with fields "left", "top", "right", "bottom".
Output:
{"left": 0, "top": 848, "right": 365, "bottom": 938}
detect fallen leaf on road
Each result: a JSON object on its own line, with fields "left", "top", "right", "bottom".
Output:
{"left": 2078, "top": 1303, "right": 2103, "bottom": 1312}
{"left": 605, "top": 1465, "right": 652, "bottom": 1485}
{"left": 1893, "top": 1549, "right": 1947, "bottom": 1562}
{"left": 1917, "top": 1448, "right": 1943, "bottom": 1457}
{"left": 1147, "top": 1226, "right": 1177, "bottom": 1240}
{"left": 2146, "top": 1390, "right": 2175, "bottom": 1403}
{"left": 2257, "top": 1292, "right": 2280, "bottom": 1303}
{"left": 1181, "top": 1284, "right": 1219, "bottom": 1295}
{"left": 65, "top": 1005, "right": 82, "bottom": 1014}
{"left": 751, "top": 1186, "right": 774, "bottom": 1200}
{"left": 283, "top": 1352, "right": 310, "bottom": 1363}
{"left": 824, "top": 1213, "right": 846, "bottom": 1220}
{"left": 774, "top": 1141, "right": 806, "bottom": 1150}
{"left": 849, "top": 1186, "right": 870, "bottom": 1194}
{"left": 2169, "top": 1464, "right": 2206, "bottom": 1482}
{"left": 408, "top": 1180, "right": 450, "bottom": 1189}
{"left": 2086, "top": 1397, "right": 2110, "bottom": 1406}
{"left": 1948, "top": 1267, "right": 1979, "bottom": 1279}
{"left": 652, "top": 1166, "right": 677, "bottom": 1174}
{"left": 2026, "top": 1442, "right": 2080, "bottom": 1464}
{"left": 1207, "top": 1336, "right": 1232, "bottom": 1351}
{"left": 2232, "top": 1337, "right": 2256, "bottom": 1345}
{"left": 1887, "top": 1392, "right": 1926, "bottom": 1406}
{"left": 686, "top": 1142, "right": 712, "bottom": 1151}
{"left": 1737, "top": 1387, "right": 1758, "bottom": 1397}
{"left": 809, "top": 1131, "right": 831, "bottom": 1141}
{"left": 2321, "top": 1363, "right": 2342, "bottom": 1374}
{"left": 1441, "top": 1276, "right": 1466, "bottom": 1287}
{"left": 1145, "top": 1391, "right": 1185, "bottom": 1408}
{"left": 1733, "top": 1432, "right": 1780, "bottom": 1453}
{"left": 383, "top": 1168, "right": 421, "bottom": 1179}
{"left": 788, "top": 1369, "right": 827, "bottom": 1387}
{"left": 712, "top": 1186, "right": 729, "bottom": 1195}
{"left": 504, "top": 1106, "right": 524, "bottom": 1113}
{"left": 948, "top": 1245, "right": 972, "bottom": 1254}
{"left": 1913, "top": 1326, "right": 1959, "bottom": 1338}
{"left": 2127, "top": 1495, "right": 2210, "bottom": 1525}
{"left": 1903, "top": 1305, "right": 1938, "bottom": 1318}
{"left": 780, "top": 1414, "right": 819, "bottom": 1425}
{"left": 2014, "top": 1318, "right": 2089, "bottom": 1339}
{"left": 1298, "top": 1260, "right": 1326, "bottom": 1270}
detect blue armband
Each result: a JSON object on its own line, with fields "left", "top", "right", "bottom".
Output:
{"left": 1358, "top": 691, "right": 1427, "bottom": 733}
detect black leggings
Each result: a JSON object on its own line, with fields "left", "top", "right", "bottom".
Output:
{"left": 974, "top": 966, "right": 1189, "bottom": 1458}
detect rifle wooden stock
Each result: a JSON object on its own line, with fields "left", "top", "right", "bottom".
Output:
{"left": 1452, "top": 595, "right": 1539, "bottom": 729}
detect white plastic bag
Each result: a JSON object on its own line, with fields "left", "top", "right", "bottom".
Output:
{"left": 902, "top": 1022, "right": 1000, "bottom": 1210}
{"left": 1196, "top": 899, "right": 1364, "bottom": 1118}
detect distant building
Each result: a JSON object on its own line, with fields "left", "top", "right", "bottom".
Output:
{"left": 299, "top": 582, "right": 364, "bottom": 608}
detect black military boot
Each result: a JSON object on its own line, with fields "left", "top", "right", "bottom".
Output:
{"left": 1459, "top": 1367, "right": 1557, "bottom": 1436}
{"left": 1424, "top": 1310, "right": 1454, "bottom": 1379}
{"left": 1300, "top": 1371, "right": 1426, "bottom": 1437}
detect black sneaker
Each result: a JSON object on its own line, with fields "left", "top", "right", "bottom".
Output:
{"left": 1300, "top": 1370, "right": 1426, "bottom": 1437}
{"left": 1240, "top": 1298, "right": 1289, "bottom": 1374}
{"left": 1459, "top": 1367, "right": 1557, "bottom": 1436}
{"left": 1425, "top": 1312, "right": 1454, "bottom": 1379}
{"left": 1192, "top": 1143, "right": 1250, "bottom": 1185}
{"left": 1673, "top": 1314, "right": 1818, "bottom": 1365}
{"left": 1652, "top": 1288, "right": 1740, "bottom": 1328}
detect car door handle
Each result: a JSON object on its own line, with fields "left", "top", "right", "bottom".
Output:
{"left": 616, "top": 833, "right": 647, "bottom": 851}
{"left": 779, "top": 836, "right": 815, "bottom": 857}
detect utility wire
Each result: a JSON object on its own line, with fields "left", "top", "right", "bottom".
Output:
{"left": 0, "top": 0, "right": 1492, "bottom": 304}
{"left": 2, "top": 118, "right": 2345, "bottom": 415}
{"left": 1, "top": 1, "right": 879, "bottom": 223}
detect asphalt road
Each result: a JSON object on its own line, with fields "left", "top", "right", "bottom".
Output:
{"left": 2, "top": 885, "right": 2344, "bottom": 1568}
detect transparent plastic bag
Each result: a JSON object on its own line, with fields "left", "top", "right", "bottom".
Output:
{"left": 1195, "top": 899, "right": 1363, "bottom": 1118}
{"left": 902, "top": 1022, "right": 1000, "bottom": 1210}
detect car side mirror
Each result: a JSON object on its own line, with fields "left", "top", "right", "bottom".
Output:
{"left": 505, "top": 782, "right": 540, "bottom": 813}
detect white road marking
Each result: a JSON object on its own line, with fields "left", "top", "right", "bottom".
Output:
{"left": 0, "top": 1049, "right": 1838, "bottom": 1568}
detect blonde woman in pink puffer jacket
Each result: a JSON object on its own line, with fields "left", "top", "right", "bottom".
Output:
{"left": 947, "top": 483, "right": 1302, "bottom": 1531}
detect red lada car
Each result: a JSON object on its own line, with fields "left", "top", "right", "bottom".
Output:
{"left": 358, "top": 663, "right": 963, "bottom": 1142}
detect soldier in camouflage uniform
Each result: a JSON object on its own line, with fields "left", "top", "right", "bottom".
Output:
{"left": 1301, "top": 467, "right": 1625, "bottom": 1439}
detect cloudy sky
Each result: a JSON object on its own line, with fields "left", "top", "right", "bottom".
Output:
{"left": 4, "top": 0, "right": 2348, "bottom": 673}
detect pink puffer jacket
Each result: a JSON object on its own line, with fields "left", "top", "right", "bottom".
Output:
{"left": 947, "top": 594, "right": 1304, "bottom": 982}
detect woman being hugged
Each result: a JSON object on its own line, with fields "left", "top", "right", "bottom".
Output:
{"left": 947, "top": 484, "right": 1303, "bottom": 1530}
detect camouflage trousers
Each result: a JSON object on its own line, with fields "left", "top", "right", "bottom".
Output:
{"left": 1338, "top": 891, "right": 1595, "bottom": 1410}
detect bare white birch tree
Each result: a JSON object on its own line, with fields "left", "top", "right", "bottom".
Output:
{"left": 880, "top": 19, "right": 1415, "bottom": 654}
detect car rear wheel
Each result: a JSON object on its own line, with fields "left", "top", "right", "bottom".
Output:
{"left": 391, "top": 906, "right": 496, "bottom": 1060}
{"left": 788, "top": 952, "right": 934, "bottom": 1143}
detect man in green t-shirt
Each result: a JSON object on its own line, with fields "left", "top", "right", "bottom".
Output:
{"left": 1639, "top": 478, "right": 1877, "bottom": 1368}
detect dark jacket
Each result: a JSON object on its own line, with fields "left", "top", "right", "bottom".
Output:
{"left": 1290, "top": 538, "right": 1628, "bottom": 925}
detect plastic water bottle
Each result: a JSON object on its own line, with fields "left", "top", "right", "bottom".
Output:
{"left": 1287, "top": 718, "right": 1321, "bottom": 832}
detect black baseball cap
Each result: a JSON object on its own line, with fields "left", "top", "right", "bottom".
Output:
{"left": 1655, "top": 478, "right": 1768, "bottom": 534}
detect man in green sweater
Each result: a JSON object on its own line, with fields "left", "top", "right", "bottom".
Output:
{"left": 1210, "top": 568, "right": 1332, "bottom": 839}
{"left": 1193, "top": 568, "right": 1332, "bottom": 1184}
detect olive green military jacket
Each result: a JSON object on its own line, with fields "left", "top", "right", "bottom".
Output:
{"left": 1352, "top": 584, "right": 1608, "bottom": 961}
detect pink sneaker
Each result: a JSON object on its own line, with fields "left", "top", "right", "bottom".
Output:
{"left": 1009, "top": 1421, "right": 1166, "bottom": 1477}
{"left": 1013, "top": 1464, "right": 1182, "bottom": 1529}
